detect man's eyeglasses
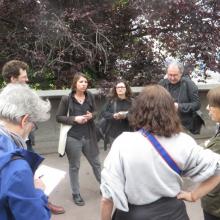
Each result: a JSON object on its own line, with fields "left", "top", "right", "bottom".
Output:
{"left": 30, "top": 121, "right": 38, "bottom": 132}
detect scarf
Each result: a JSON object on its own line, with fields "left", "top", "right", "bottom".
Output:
{"left": 0, "top": 123, "right": 27, "bottom": 149}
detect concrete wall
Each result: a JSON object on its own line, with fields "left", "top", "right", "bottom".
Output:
{"left": 34, "top": 85, "right": 220, "bottom": 154}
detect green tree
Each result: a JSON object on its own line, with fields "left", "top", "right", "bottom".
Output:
{"left": 0, "top": 0, "right": 219, "bottom": 89}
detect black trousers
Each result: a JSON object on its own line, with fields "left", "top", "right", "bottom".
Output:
{"left": 204, "top": 211, "right": 220, "bottom": 220}
{"left": 112, "top": 197, "right": 189, "bottom": 220}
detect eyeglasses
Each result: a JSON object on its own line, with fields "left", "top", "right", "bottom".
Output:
{"left": 116, "top": 86, "right": 126, "bottom": 89}
{"left": 31, "top": 122, "right": 38, "bottom": 132}
{"left": 20, "top": 115, "right": 38, "bottom": 132}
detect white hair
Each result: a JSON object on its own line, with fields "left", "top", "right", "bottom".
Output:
{"left": 0, "top": 84, "right": 51, "bottom": 123}
{"left": 166, "top": 60, "right": 184, "bottom": 75}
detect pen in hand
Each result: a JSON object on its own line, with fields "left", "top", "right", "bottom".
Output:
{"left": 34, "top": 175, "right": 46, "bottom": 190}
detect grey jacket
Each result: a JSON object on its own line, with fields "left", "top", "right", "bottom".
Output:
{"left": 159, "top": 77, "right": 201, "bottom": 131}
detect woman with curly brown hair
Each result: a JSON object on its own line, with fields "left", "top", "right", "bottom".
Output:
{"left": 179, "top": 86, "right": 220, "bottom": 220}
{"left": 100, "top": 84, "right": 220, "bottom": 220}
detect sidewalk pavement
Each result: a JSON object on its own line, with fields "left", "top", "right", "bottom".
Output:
{"left": 41, "top": 149, "right": 204, "bottom": 220}
{"left": 43, "top": 149, "right": 107, "bottom": 220}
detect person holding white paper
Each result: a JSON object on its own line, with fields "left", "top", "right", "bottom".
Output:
{"left": 100, "top": 85, "right": 220, "bottom": 220}
{"left": 1, "top": 59, "right": 65, "bottom": 215}
{"left": 0, "top": 84, "right": 51, "bottom": 220}
{"left": 101, "top": 80, "right": 133, "bottom": 149}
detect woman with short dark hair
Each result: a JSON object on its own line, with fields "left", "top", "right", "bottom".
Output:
{"left": 178, "top": 86, "right": 220, "bottom": 220}
{"left": 100, "top": 84, "right": 220, "bottom": 220}
{"left": 201, "top": 86, "right": 220, "bottom": 220}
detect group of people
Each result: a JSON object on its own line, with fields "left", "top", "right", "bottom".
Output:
{"left": 0, "top": 59, "right": 219, "bottom": 220}
{"left": 56, "top": 73, "right": 133, "bottom": 206}
{"left": 0, "top": 60, "right": 65, "bottom": 220}
{"left": 99, "top": 61, "right": 220, "bottom": 220}
{"left": 101, "top": 84, "right": 220, "bottom": 220}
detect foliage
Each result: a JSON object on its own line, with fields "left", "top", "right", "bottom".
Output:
{"left": 136, "top": 0, "right": 220, "bottom": 70}
{"left": 0, "top": 0, "right": 219, "bottom": 89}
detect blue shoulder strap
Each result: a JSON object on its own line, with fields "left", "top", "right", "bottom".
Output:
{"left": 139, "top": 128, "right": 182, "bottom": 175}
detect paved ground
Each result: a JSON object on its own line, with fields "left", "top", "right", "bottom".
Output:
{"left": 40, "top": 147, "right": 204, "bottom": 220}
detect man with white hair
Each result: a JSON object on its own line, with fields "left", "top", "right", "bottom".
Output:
{"left": 1, "top": 60, "right": 65, "bottom": 215}
{"left": 159, "top": 61, "right": 201, "bottom": 134}
{"left": 0, "top": 84, "right": 51, "bottom": 219}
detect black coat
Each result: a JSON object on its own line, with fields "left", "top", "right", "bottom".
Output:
{"left": 159, "top": 77, "right": 201, "bottom": 132}
{"left": 102, "top": 97, "right": 133, "bottom": 139}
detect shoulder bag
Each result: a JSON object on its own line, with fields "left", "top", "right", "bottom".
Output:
{"left": 139, "top": 128, "right": 182, "bottom": 175}
{"left": 96, "top": 101, "right": 117, "bottom": 149}
{"left": 58, "top": 106, "right": 71, "bottom": 157}
{"left": 184, "top": 80, "right": 205, "bottom": 134}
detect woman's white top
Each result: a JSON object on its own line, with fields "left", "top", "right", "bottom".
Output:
{"left": 100, "top": 131, "right": 220, "bottom": 211}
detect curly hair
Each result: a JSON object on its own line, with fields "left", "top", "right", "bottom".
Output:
{"left": 2, "top": 60, "right": 29, "bottom": 83}
{"left": 128, "top": 84, "right": 182, "bottom": 137}
{"left": 109, "top": 80, "right": 132, "bottom": 100}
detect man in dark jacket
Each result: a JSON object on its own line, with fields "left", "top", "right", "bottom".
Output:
{"left": 159, "top": 61, "right": 201, "bottom": 133}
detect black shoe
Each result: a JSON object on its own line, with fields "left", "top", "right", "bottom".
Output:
{"left": 72, "top": 194, "right": 85, "bottom": 206}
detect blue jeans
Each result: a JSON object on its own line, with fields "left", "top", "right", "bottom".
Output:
{"left": 65, "top": 136, "right": 101, "bottom": 194}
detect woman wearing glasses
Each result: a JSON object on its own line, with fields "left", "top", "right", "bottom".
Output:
{"left": 101, "top": 80, "right": 133, "bottom": 149}
{"left": 100, "top": 84, "right": 220, "bottom": 220}
{"left": 178, "top": 86, "right": 220, "bottom": 220}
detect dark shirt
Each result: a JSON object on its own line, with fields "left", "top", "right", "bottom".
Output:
{"left": 68, "top": 96, "right": 91, "bottom": 139}
{"left": 167, "top": 81, "right": 182, "bottom": 103}
{"left": 56, "top": 91, "right": 99, "bottom": 156}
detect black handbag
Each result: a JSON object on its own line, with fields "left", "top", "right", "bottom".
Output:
{"left": 96, "top": 101, "right": 117, "bottom": 150}
{"left": 96, "top": 117, "right": 110, "bottom": 139}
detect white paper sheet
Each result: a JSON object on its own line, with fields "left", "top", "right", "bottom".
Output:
{"left": 34, "top": 165, "right": 66, "bottom": 195}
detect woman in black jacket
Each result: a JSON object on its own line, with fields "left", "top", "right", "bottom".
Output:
{"left": 102, "top": 80, "right": 133, "bottom": 148}
{"left": 56, "top": 73, "right": 101, "bottom": 206}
